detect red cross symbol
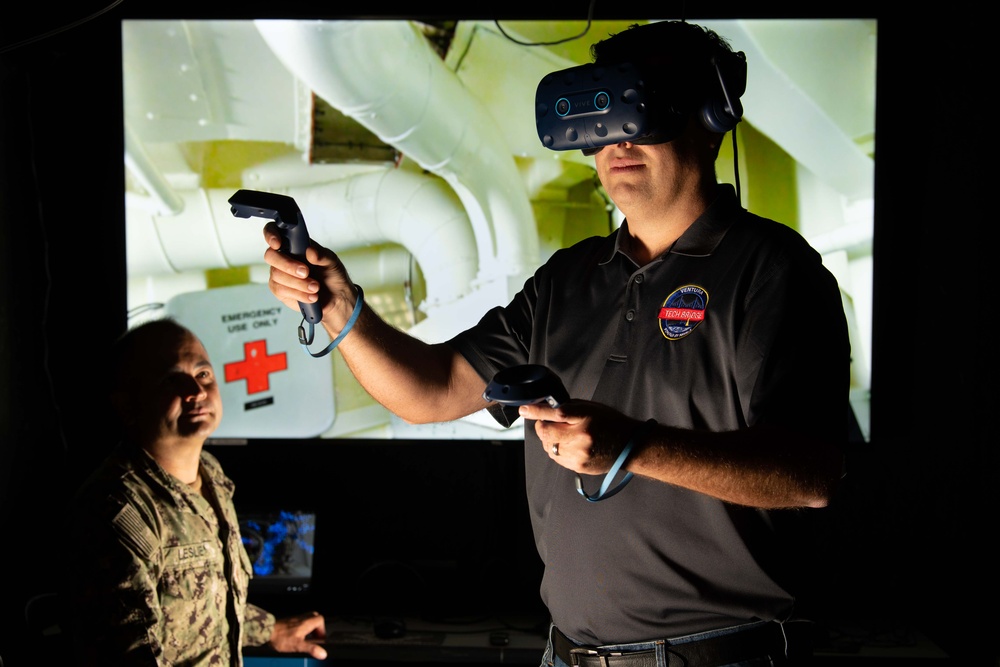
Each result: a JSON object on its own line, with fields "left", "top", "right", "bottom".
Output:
{"left": 224, "top": 339, "right": 288, "bottom": 394}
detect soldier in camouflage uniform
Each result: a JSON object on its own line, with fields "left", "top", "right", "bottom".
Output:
{"left": 66, "top": 319, "right": 328, "bottom": 665}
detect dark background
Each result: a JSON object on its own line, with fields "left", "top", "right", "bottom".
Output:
{"left": 1, "top": 2, "right": 996, "bottom": 666}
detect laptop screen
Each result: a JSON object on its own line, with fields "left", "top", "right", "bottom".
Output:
{"left": 239, "top": 509, "right": 317, "bottom": 595}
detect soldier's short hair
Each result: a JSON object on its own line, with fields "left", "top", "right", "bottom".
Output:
{"left": 110, "top": 318, "right": 195, "bottom": 394}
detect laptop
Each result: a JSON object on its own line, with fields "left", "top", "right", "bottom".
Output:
{"left": 239, "top": 509, "right": 317, "bottom": 596}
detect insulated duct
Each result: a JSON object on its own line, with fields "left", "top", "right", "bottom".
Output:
{"left": 253, "top": 19, "right": 540, "bottom": 290}
{"left": 700, "top": 19, "right": 875, "bottom": 203}
{"left": 127, "top": 169, "right": 478, "bottom": 313}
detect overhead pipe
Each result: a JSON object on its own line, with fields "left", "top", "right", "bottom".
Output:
{"left": 699, "top": 19, "right": 875, "bottom": 203}
{"left": 253, "top": 19, "right": 540, "bottom": 292}
{"left": 127, "top": 169, "right": 479, "bottom": 322}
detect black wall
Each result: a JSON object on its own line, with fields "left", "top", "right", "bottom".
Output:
{"left": 206, "top": 438, "right": 545, "bottom": 622}
{"left": 1, "top": 4, "right": 996, "bottom": 666}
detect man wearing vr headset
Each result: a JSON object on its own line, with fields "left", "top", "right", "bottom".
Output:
{"left": 263, "top": 19, "right": 848, "bottom": 667}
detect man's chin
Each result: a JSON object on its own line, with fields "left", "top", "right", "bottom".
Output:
{"left": 177, "top": 416, "right": 218, "bottom": 439}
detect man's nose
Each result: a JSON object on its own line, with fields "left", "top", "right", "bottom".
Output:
{"left": 181, "top": 376, "right": 207, "bottom": 402}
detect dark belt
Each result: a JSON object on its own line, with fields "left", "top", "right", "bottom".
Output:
{"left": 552, "top": 622, "right": 789, "bottom": 667}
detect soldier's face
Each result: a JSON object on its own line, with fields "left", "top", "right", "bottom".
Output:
{"left": 124, "top": 331, "right": 223, "bottom": 445}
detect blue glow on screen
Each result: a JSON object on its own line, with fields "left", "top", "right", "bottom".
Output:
{"left": 241, "top": 510, "right": 316, "bottom": 578}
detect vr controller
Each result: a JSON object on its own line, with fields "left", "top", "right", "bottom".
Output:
{"left": 482, "top": 364, "right": 569, "bottom": 408}
{"left": 228, "top": 189, "right": 322, "bottom": 325}
{"left": 483, "top": 364, "right": 637, "bottom": 502}
{"left": 535, "top": 52, "right": 746, "bottom": 153}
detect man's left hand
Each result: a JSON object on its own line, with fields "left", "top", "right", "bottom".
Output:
{"left": 519, "top": 400, "right": 637, "bottom": 474}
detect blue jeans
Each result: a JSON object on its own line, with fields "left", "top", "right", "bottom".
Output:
{"left": 540, "top": 621, "right": 795, "bottom": 667}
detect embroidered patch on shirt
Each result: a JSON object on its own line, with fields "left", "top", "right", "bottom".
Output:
{"left": 658, "top": 285, "right": 708, "bottom": 340}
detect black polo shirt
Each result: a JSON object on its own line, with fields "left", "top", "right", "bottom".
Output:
{"left": 449, "top": 184, "right": 850, "bottom": 644}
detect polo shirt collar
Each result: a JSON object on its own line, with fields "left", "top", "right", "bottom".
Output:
{"left": 601, "top": 183, "right": 742, "bottom": 264}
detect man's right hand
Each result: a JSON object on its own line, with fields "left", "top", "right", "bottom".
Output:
{"left": 269, "top": 611, "right": 328, "bottom": 660}
{"left": 262, "top": 221, "right": 488, "bottom": 425}
{"left": 263, "top": 222, "right": 358, "bottom": 332}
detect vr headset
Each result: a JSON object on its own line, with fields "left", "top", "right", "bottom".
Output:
{"left": 534, "top": 50, "right": 747, "bottom": 155}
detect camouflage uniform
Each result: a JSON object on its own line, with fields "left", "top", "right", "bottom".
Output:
{"left": 67, "top": 443, "right": 275, "bottom": 666}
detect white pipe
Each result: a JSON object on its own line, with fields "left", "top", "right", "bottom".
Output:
{"left": 700, "top": 19, "right": 874, "bottom": 203}
{"left": 808, "top": 220, "right": 873, "bottom": 257}
{"left": 253, "top": 19, "right": 539, "bottom": 289}
{"left": 283, "top": 171, "right": 478, "bottom": 308}
{"left": 127, "top": 170, "right": 479, "bottom": 311}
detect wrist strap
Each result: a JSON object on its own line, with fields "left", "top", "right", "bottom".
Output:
{"left": 577, "top": 418, "right": 657, "bottom": 502}
{"left": 299, "top": 284, "right": 364, "bottom": 358}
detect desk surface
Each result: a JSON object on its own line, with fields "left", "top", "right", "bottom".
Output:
{"left": 244, "top": 616, "right": 952, "bottom": 665}
{"left": 244, "top": 615, "right": 549, "bottom": 665}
